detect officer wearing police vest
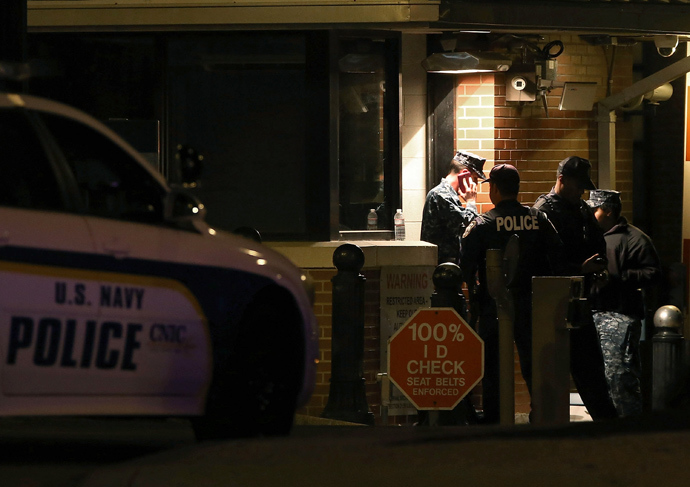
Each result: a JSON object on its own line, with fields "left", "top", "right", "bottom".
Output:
{"left": 460, "top": 164, "right": 562, "bottom": 424}
{"left": 533, "top": 156, "right": 618, "bottom": 420}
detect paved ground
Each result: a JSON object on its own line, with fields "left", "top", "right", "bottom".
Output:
{"left": 3, "top": 410, "right": 690, "bottom": 487}
{"left": 80, "top": 412, "right": 690, "bottom": 487}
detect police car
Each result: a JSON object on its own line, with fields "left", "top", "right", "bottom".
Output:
{"left": 0, "top": 82, "right": 318, "bottom": 438}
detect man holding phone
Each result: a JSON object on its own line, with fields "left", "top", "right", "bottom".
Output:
{"left": 421, "top": 150, "right": 488, "bottom": 265}
{"left": 418, "top": 150, "right": 487, "bottom": 426}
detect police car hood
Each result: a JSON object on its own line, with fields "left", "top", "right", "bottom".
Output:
{"left": 203, "top": 229, "right": 311, "bottom": 302}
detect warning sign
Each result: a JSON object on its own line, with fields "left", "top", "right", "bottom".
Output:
{"left": 387, "top": 307, "right": 484, "bottom": 410}
{"left": 379, "top": 266, "right": 434, "bottom": 415}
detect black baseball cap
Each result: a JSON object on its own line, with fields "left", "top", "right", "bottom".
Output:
{"left": 486, "top": 164, "right": 520, "bottom": 194}
{"left": 453, "top": 150, "right": 488, "bottom": 181}
{"left": 558, "top": 156, "right": 596, "bottom": 190}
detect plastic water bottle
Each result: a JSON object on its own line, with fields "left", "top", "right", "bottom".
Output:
{"left": 367, "top": 209, "right": 378, "bottom": 230}
{"left": 394, "top": 209, "right": 405, "bottom": 241}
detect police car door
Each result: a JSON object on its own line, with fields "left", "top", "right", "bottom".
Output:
{"left": 0, "top": 101, "right": 102, "bottom": 410}
{"left": 34, "top": 109, "right": 210, "bottom": 415}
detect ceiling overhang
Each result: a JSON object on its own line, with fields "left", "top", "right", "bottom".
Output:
{"left": 26, "top": 0, "right": 690, "bottom": 37}
{"left": 434, "top": 1, "right": 690, "bottom": 36}
{"left": 27, "top": 0, "right": 439, "bottom": 31}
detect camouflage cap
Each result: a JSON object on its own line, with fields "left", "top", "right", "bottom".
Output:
{"left": 453, "top": 150, "right": 488, "bottom": 181}
{"left": 587, "top": 189, "right": 621, "bottom": 210}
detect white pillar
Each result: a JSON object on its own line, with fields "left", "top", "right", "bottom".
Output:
{"left": 401, "top": 34, "right": 428, "bottom": 241}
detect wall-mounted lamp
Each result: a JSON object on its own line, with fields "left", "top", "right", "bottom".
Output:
{"left": 422, "top": 52, "right": 513, "bottom": 74}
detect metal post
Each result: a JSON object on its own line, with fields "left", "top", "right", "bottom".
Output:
{"left": 531, "top": 276, "right": 576, "bottom": 426}
{"left": 376, "top": 373, "right": 390, "bottom": 425}
{"left": 652, "top": 305, "right": 685, "bottom": 411}
{"left": 485, "top": 249, "right": 515, "bottom": 426}
{"left": 321, "top": 244, "right": 375, "bottom": 425}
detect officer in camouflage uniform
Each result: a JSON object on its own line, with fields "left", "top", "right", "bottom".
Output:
{"left": 533, "top": 156, "right": 618, "bottom": 420}
{"left": 421, "top": 151, "right": 487, "bottom": 265}
{"left": 417, "top": 150, "right": 487, "bottom": 426}
{"left": 587, "top": 189, "right": 661, "bottom": 417}
{"left": 460, "top": 164, "right": 562, "bottom": 424}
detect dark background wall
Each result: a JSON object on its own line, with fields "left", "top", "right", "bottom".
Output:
{"left": 641, "top": 42, "right": 686, "bottom": 268}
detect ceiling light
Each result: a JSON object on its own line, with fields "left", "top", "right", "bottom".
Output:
{"left": 422, "top": 52, "right": 512, "bottom": 74}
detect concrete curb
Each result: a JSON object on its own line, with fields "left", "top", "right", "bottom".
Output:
{"left": 294, "top": 414, "right": 368, "bottom": 426}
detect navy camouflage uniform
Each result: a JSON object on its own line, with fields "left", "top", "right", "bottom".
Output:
{"left": 421, "top": 179, "right": 478, "bottom": 265}
{"left": 593, "top": 311, "right": 643, "bottom": 417}
{"left": 589, "top": 207, "right": 661, "bottom": 417}
{"left": 460, "top": 199, "right": 561, "bottom": 424}
{"left": 533, "top": 189, "right": 618, "bottom": 420}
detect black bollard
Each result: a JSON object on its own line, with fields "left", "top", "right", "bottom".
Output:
{"left": 321, "top": 244, "right": 375, "bottom": 425}
{"left": 430, "top": 263, "right": 468, "bottom": 319}
{"left": 652, "top": 305, "right": 685, "bottom": 411}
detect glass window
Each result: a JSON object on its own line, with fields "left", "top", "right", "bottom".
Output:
{"left": 166, "top": 33, "right": 309, "bottom": 240}
{"left": 26, "top": 31, "right": 402, "bottom": 241}
{"left": 338, "top": 37, "right": 400, "bottom": 234}
{"left": 27, "top": 34, "right": 157, "bottom": 123}
{"left": 0, "top": 109, "right": 63, "bottom": 210}
{"left": 38, "top": 112, "right": 166, "bottom": 224}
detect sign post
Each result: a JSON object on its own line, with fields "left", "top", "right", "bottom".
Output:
{"left": 387, "top": 307, "right": 484, "bottom": 410}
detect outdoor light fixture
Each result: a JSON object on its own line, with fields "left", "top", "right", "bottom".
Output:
{"left": 422, "top": 51, "right": 513, "bottom": 74}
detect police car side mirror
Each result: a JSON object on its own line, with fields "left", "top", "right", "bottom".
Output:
{"left": 164, "top": 190, "right": 207, "bottom": 223}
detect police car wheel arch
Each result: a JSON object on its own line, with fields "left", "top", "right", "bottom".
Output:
{"left": 194, "top": 285, "right": 304, "bottom": 438}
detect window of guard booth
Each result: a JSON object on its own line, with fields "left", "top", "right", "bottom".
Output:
{"left": 166, "top": 32, "right": 313, "bottom": 241}
{"left": 338, "top": 36, "right": 400, "bottom": 239}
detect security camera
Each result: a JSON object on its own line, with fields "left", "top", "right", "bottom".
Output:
{"left": 654, "top": 35, "right": 679, "bottom": 57}
{"left": 511, "top": 76, "right": 526, "bottom": 91}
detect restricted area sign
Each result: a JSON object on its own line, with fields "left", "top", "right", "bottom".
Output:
{"left": 387, "top": 307, "right": 484, "bottom": 410}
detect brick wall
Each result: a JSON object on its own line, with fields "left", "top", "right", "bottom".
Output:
{"left": 455, "top": 35, "right": 634, "bottom": 210}
{"left": 297, "top": 269, "right": 335, "bottom": 418}
{"left": 499, "top": 35, "right": 633, "bottom": 209}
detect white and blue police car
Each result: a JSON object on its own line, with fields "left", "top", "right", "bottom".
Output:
{"left": 0, "top": 84, "right": 318, "bottom": 438}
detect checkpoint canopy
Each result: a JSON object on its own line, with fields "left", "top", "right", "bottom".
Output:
{"left": 387, "top": 307, "right": 484, "bottom": 410}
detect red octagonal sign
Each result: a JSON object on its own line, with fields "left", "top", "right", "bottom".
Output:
{"left": 387, "top": 308, "right": 484, "bottom": 410}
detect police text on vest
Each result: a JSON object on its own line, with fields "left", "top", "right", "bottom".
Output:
{"left": 495, "top": 215, "right": 539, "bottom": 232}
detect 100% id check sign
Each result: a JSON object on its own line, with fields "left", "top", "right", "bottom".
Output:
{"left": 387, "top": 308, "right": 484, "bottom": 410}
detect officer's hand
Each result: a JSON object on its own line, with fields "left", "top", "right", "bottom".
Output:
{"left": 459, "top": 178, "right": 477, "bottom": 203}
{"left": 581, "top": 254, "right": 607, "bottom": 274}
{"left": 592, "top": 269, "right": 609, "bottom": 289}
